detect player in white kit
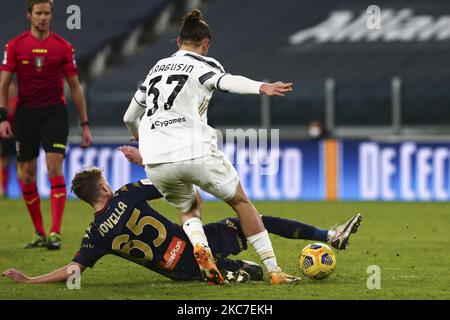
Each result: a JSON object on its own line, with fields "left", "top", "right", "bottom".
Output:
{"left": 123, "top": 9, "right": 299, "bottom": 285}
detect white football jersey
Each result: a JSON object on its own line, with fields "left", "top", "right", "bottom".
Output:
{"left": 134, "top": 50, "right": 228, "bottom": 164}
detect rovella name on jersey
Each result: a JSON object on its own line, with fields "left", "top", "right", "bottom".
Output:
{"left": 98, "top": 201, "right": 128, "bottom": 237}
{"left": 148, "top": 63, "right": 195, "bottom": 77}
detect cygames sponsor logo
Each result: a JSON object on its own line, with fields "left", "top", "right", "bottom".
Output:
{"left": 151, "top": 117, "right": 186, "bottom": 129}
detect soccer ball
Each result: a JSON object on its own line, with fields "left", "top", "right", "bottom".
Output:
{"left": 299, "top": 243, "right": 336, "bottom": 280}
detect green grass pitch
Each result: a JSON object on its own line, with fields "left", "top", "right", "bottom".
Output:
{"left": 0, "top": 199, "right": 449, "bottom": 300}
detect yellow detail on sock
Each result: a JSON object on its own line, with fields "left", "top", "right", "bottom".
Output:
{"left": 52, "top": 143, "right": 66, "bottom": 150}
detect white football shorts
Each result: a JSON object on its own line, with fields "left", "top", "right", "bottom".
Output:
{"left": 144, "top": 145, "right": 240, "bottom": 212}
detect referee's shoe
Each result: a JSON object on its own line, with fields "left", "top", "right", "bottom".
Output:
{"left": 47, "top": 232, "right": 61, "bottom": 250}
{"left": 24, "top": 232, "right": 47, "bottom": 249}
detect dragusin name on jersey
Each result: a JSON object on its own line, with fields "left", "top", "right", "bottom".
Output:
{"left": 148, "top": 63, "right": 194, "bottom": 76}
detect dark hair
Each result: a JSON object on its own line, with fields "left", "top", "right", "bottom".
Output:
{"left": 71, "top": 167, "right": 103, "bottom": 205}
{"left": 27, "top": 0, "right": 53, "bottom": 13}
{"left": 179, "top": 9, "right": 211, "bottom": 44}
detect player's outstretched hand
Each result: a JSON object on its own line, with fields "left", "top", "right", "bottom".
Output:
{"left": 260, "top": 81, "right": 293, "bottom": 97}
{"left": 2, "top": 268, "right": 30, "bottom": 284}
{"left": 119, "top": 145, "right": 143, "bottom": 166}
{"left": 80, "top": 126, "right": 92, "bottom": 148}
{"left": 0, "top": 121, "right": 13, "bottom": 139}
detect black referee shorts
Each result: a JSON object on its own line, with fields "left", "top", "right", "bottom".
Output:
{"left": 14, "top": 104, "right": 69, "bottom": 162}
{"left": 0, "top": 138, "right": 15, "bottom": 158}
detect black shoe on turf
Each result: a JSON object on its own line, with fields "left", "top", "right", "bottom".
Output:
{"left": 220, "top": 269, "right": 251, "bottom": 284}
{"left": 47, "top": 232, "right": 61, "bottom": 250}
{"left": 24, "top": 232, "right": 47, "bottom": 249}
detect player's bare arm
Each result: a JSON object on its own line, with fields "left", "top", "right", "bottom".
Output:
{"left": 0, "top": 71, "right": 14, "bottom": 139}
{"left": 66, "top": 75, "right": 92, "bottom": 148}
{"left": 2, "top": 262, "right": 85, "bottom": 284}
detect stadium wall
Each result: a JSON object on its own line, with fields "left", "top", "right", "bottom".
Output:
{"left": 3, "top": 140, "right": 450, "bottom": 202}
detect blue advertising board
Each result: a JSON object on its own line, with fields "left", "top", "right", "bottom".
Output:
{"left": 2, "top": 140, "right": 450, "bottom": 201}
{"left": 340, "top": 141, "right": 450, "bottom": 201}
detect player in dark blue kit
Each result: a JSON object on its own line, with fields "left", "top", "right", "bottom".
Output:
{"left": 2, "top": 165, "right": 361, "bottom": 285}
{"left": 70, "top": 169, "right": 263, "bottom": 283}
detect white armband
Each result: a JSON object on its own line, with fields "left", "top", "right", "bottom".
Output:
{"left": 217, "top": 74, "right": 264, "bottom": 95}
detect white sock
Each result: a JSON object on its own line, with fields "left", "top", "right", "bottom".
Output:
{"left": 247, "top": 230, "right": 280, "bottom": 273}
{"left": 327, "top": 230, "right": 336, "bottom": 242}
{"left": 182, "top": 217, "right": 209, "bottom": 247}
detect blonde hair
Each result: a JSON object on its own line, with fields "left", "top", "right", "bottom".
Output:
{"left": 71, "top": 167, "right": 103, "bottom": 205}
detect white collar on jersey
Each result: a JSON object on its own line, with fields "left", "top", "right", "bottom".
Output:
{"left": 174, "top": 49, "right": 203, "bottom": 57}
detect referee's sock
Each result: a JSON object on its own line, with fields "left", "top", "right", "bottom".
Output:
{"left": 49, "top": 176, "right": 66, "bottom": 234}
{"left": 21, "top": 182, "right": 46, "bottom": 237}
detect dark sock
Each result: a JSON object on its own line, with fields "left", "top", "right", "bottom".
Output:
{"left": 1, "top": 167, "right": 9, "bottom": 195}
{"left": 262, "top": 216, "right": 328, "bottom": 242}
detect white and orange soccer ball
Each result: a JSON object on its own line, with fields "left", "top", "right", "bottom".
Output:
{"left": 299, "top": 243, "right": 336, "bottom": 280}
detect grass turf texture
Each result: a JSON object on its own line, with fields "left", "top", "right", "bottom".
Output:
{"left": 0, "top": 199, "right": 449, "bottom": 300}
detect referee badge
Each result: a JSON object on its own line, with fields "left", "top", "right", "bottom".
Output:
{"left": 35, "top": 56, "right": 45, "bottom": 71}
